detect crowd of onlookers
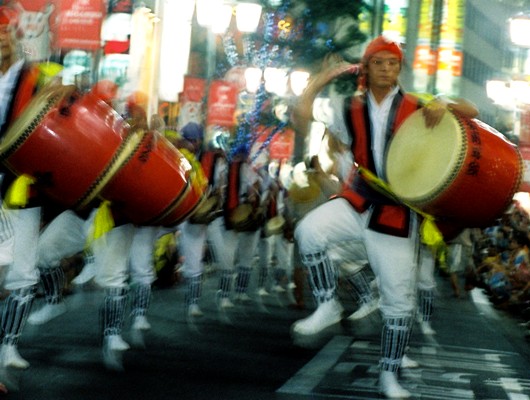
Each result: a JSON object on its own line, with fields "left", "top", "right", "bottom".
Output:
{"left": 444, "top": 200, "right": 530, "bottom": 341}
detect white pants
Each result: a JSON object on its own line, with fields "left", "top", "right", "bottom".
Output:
{"left": 295, "top": 198, "right": 419, "bottom": 318}
{"left": 236, "top": 230, "right": 261, "bottom": 268}
{"left": 417, "top": 245, "right": 436, "bottom": 291}
{"left": 129, "top": 226, "right": 158, "bottom": 286}
{"left": 179, "top": 221, "right": 207, "bottom": 278}
{"left": 207, "top": 217, "right": 238, "bottom": 271}
{"left": 328, "top": 240, "right": 369, "bottom": 276}
{"left": 258, "top": 233, "right": 293, "bottom": 274}
{"left": 37, "top": 210, "right": 90, "bottom": 270}
{"left": 4, "top": 207, "right": 41, "bottom": 291}
{"left": 94, "top": 224, "right": 157, "bottom": 289}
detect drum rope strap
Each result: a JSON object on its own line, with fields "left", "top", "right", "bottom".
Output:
{"left": 356, "top": 166, "right": 445, "bottom": 254}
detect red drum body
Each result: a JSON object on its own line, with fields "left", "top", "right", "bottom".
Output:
{"left": 102, "top": 131, "right": 206, "bottom": 226}
{"left": 386, "top": 110, "right": 523, "bottom": 227}
{"left": 0, "top": 85, "right": 142, "bottom": 210}
{"left": 6, "top": 63, "right": 64, "bottom": 126}
{"left": 1, "top": 83, "right": 204, "bottom": 226}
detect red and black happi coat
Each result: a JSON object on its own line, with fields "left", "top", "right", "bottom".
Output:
{"left": 337, "top": 89, "right": 421, "bottom": 237}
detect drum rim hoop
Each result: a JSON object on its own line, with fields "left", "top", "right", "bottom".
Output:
{"left": 265, "top": 215, "right": 286, "bottom": 236}
{"left": 0, "top": 91, "right": 66, "bottom": 162}
{"left": 141, "top": 138, "right": 206, "bottom": 226}
{"left": 147, "top": 178, "right": 199, "bottom": 226}
{"left": 192, "top": 195, "right": 220, "bottom": 217}
{"left": 75, "top": 129, "right": 146, "bottom": 210}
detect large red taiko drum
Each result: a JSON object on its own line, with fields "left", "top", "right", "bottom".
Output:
{"left": 385, "top": 110, "right": 523, "bottom": 227}
{"left": 101, "top": 131, "right": 207, "bottom": 227}
{"left": 0, "top": 84, "right": 143, "bottom": 210}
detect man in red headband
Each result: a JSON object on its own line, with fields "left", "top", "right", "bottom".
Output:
{"left": 290, "top": 35, "right": 479, "bottom": 398}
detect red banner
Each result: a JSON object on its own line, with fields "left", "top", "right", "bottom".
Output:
{"left": 56, "top": 0, "right": 106, "bottom": 50}
{"left": 182, "top": 76, "right": 207, "bottom": 103}
{"left": 206, "top": 80, "right": 239, "bottom": 127}
{"left": 253, "top": 125, "right": 295, "bottom": 161}
{"left": 12, "top": 0, "right": 58, "bottom": 61}
{"left": 270, "top": 128, "right": 295, "bottom": 160}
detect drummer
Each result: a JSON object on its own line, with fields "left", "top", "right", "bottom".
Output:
{"left": 202, "top": 144, "right": 267, "bottom": 310}
{"left": 256, "top": 161, "right": 295, "bottom": 299}
{"left": 290, "top": 35, "right": 478, "bottom": 399}
{"left": 173, "top": 122, "right": 220, "bottom": 318}
{"left": 18, "top": 88, "right": 160, "bottom": 372}
{"left": 0, "top": 6, "right": 48, "bottom": 375}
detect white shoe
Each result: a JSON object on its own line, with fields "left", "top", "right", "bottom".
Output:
{"left": 132, "top": 316, "right": 151, "bottom": 331}
{"left": 257, "top": 288, "right": 270, "bottom": 297}
{"left": 72, "top": 262, "right": 96, "bottom": 285}
{"left": 287, "top": 282, "right": 297, "bottom": 290}
{"left": 129, "top": 328, "right": 146, "bottom": 349}
{"left": 292, "top": 298, "right": 343, "bottom": 335}
{"left": 103, "top": 336, "right": 129, "bottom": 371}
{"left": 106, "top": 335, "right": 130, "bottom": 351}
{"left": 234, "top": 293, "right": 252, "bottom": 303}
{"left": 219, "top": 298, "right": 235, "bottom": 309}
{"left": 27, "top": 302, "right": 67, "bottom": 325}
{"left": 0, "top": 344, "right": 29, "bottom": 369}
{"left": 401, "top": 354, "right": 419, "bottom": 368}
{"left": 379, "top": 370, "right": 411, "bottom": 399}
{"left": 272, "top": 285, "right": 286, "bottom": 293}
{"left": 347, "top": 300, "right": 378, "bottom": 321}
{"left": 187, "top": 304, "right": 204, "bottom": 317}
{"left": 419, "top": 320, "right": 436, "bottom": 335}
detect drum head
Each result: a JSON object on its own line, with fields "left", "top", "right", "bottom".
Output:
{"left": 265, "top": 215, "right": 285, "bottom": 236}
{"left": 0, "top": 85, "right": 76, "bottom": 160}
{"left": 231, "top": 203, "right": 252, "bottom": 225}
{"left": 195, "top": 195, "right": 219, "bottom": 216}
{"left": 385, "top": 110, "right": 466, "bottom": 204}
{"left": 189, "top": 195, "right": 220, "bottom": 224}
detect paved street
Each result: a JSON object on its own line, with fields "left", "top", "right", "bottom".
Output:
{"left": 0, "top": 269, "right": 529, "bottom": 400}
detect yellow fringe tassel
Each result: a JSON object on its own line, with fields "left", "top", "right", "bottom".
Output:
{"left": 357, "top": 166, "right": 445, "bottom": 252}
{"left": 86, "top": 200, "right": 115, "bottom": 247}
{"left": 4, "top": 174, "right": 35, "bottom": 208}
{"left": 179, "top": 148, "right": 208, "bottom": 194}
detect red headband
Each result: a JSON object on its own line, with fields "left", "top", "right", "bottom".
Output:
{"left": 362, "top": 35, "right": 403, "bottom": 63}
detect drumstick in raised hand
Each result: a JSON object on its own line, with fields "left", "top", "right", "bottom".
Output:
{"left": 313, "top": 53, "right": 361, "bottom": 89}
{"left": 292, "top": 53, "right": 361, "bottom": 136}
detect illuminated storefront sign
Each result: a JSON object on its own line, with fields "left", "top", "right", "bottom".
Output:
{"left": 56, "top": 0, "right": 106, "bottom": 50}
